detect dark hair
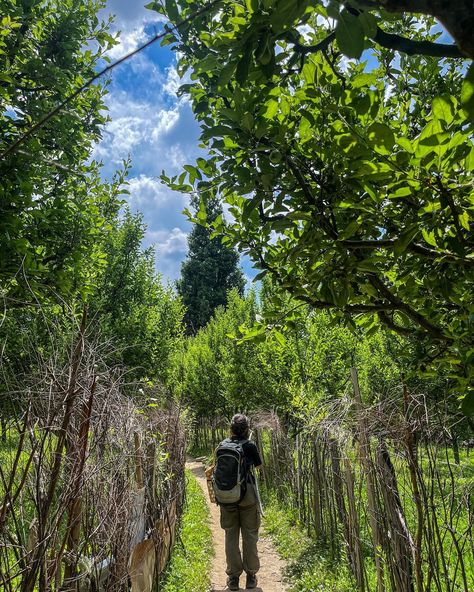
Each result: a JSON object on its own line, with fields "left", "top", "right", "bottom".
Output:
{"left": 230, "top": 414, "right": 250, "bottom": 439}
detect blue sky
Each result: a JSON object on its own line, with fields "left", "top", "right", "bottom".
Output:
{"left": 94, "top": 1, "right": 203, "bottom": 283}
{"left": 94, "top": 1, "right": 257, "bottom": 285}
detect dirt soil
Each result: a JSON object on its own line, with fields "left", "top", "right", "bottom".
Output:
{"left": 187, "top": 459, "right": 287, "bottom": 592}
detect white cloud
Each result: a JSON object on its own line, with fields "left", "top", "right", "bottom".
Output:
{"left": 94, "top": 87, "right": 202, "bottom": 179}
{"left": 104, "top": 0, "right": 162, "bottom": 28}
{"left": 96, "top": 114, "right": 146, "bottom": 157}
{"left": 127, "top": 175, "right": 165, "bottom": 206}
{"left": 152, "top": 227, "right": 188, "bottom": 257}
{"left": 145, "top": 227, "right": 189, "bottom": 281}
{"left": 101, "top": 0, "right": 165, "bottom": 64}
{"left": 106, "top": 27, "right": 149, "bottom": 60}
{"left": 163, "top": 65, "right": 182, "bottom": 97}
{"left": 151, "top": 108, "right": 180, "bottom": 139}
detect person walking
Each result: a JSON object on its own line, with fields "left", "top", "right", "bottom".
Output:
{"left": 214, "top": 414, "right": 262, "bottom": 591}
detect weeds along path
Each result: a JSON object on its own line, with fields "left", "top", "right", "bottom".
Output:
{"left": 186, "top": 459, "right": 287, "bottom": 592}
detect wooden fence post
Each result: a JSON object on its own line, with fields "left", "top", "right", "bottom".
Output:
{"left": 350, "top": 367, "right": 385, "bottom": 592}
{"left": 134, "top": 432, "right": 144, "bottom": 489}
{"left": 296, "top": 432, "right": 303, "bottom": 518}
{"left": 254, "top": 428, "right": 267, "bottom": 488}
{"left": 344, "top": 457, "right": 366, "bottom": 591}
{"left": 403, "top": 384, "right": 424, "bottom": 592}
{"left": 312, "top": 438, "right": 324, "bottom": 540}
{"left": 375, "top": 442, "right": 415, "bottom": 592}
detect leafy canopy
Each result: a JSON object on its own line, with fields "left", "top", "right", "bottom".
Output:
{"left": 0, "top": 0, "right": 117, "bottom": 307}
{"left": 157, "top": 0, "right": 474, "bottom": 410}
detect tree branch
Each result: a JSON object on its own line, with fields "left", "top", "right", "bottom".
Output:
{"left": 298, "top": 294, "right": 398, "bottom": 313}
{"left": 340, "top": 239, "right": 474, "bottom": 267}
{"left": 293, "top": 32, "right": 336, "bottom": 55}
{"left": 373, "top": 27, "right": 462, "bottom": 58}
{"left": 371, "top": 0, "right": 474, "bottom": 59}
{"left": 291, "top": 21, "right": 462, "bottom": 59}
{"left": 369, "top": 275, "right": 452, "bottom": 342}
{"left": 378, "top": 311, "right": 416, "bottom": 336}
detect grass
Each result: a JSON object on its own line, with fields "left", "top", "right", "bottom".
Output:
{"left": 187, "top": 443, "right": 214, "bottom": 467}
{"left": 262, "top": 493, "right": 356, "bottom": 592}
{"left": 160, "top": 468, "right": 213, "bottom": 592}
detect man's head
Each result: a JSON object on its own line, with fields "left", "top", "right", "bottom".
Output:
{"left": 230, "top": 413, "right": 250, "bottom": 439}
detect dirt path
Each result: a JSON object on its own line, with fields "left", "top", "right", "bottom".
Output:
{"left": 186, "top": 459, "right": 287, "bottom": 592}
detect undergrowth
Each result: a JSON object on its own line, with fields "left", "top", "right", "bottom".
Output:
{"left": 160, "top": 468, "right": 212, "bottom": 592}
{"left": 262, "top": 493, "right": 355, "bottom": 592}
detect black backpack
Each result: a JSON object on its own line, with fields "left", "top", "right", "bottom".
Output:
{"left": 212, "top": 438, "right": 248, "bottom": 505}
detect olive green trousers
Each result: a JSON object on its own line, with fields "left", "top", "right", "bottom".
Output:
{"left": 219, "top": 484, "right": 261, "bottom": 578}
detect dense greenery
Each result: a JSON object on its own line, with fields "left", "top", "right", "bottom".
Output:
{"left": 171, "top": 282, "right": 420, "bottom": 421}
{"left": 0, "top": 0, "right": 117, "bottom": 308}
{"left": 0, "top": 0, "right": 182, "bottom": 393}
{"left": 159, "top": 0, "right": 474, "bottom": 411}
{"left": 161, "top": 469, "right": 212, "bottom": 592}
{"left": 177, "top": 196, "right": 244, "bottom": 333}
{"left": 92, "top": 209, "right": 183, "bottom": 381}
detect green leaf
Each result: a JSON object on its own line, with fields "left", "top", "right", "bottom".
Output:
{"left": 461, "top": 63, "right": 474, "bottom": 122}
{"left": 366, "top": 122, "right": 395, "bottom": 154}
{"left": 356, "top": 259, "right": 379, "bottom": 272}
{"left": 165, "top": 0, "right": 179, "bottom": 21}
{"left": 264, "top": 99, "right": 279, "bottom": 119}
{"left": 352, "top": 73, "right": 377, "bottom": 89}
{"left": 422, "top": 228, "right": 437, "bottom": 247}
{"left": 236, "top": 50, "right": 251, "bottom": 85}
{"left": 358, "top": 12, "right": 378, "bottom": 38}
{"left": 197, "top": 200, "right": 207, "bottom": 222}
{"left": 335, "top": 10, "right": 365, "bottom": 59}
{"left": 390, "top": 186, "right": 412, "bottom": 199}
{"left": 458, "top": 211, "right": 470, "bottom": 231}
{"left": 246, "top": 0, "right": 259, "bottom": 14}
{"left": 339, "top": 219, "right": 360, "bottom": 239}
{"left": 432, "top": 94, "right": 454, "bottom": 124}
{"left": 396, "top": 137, "right": 414, "bottom": 153}
{"left": 253, "top": 271, "right": 267, "bottom": 282}
{"left": 326, "top": 1, "right": 340, "bottom": 18}
{"left": 394, "top": 225, "right": 420, "bottom": 255}
{"left": 201, "top": 125, "right": 236, "bottom": 140}
{"left": 273, "top": 330, "right": 286, "bottom": 346}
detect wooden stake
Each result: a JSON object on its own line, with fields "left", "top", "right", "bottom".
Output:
{"left": 350, "top": 367, "right": 385, "bottom": 592}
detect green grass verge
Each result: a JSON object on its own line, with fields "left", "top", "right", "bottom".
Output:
{"left": 161, "top": 469, "right": 213, "bottom": 592}
{"left": 262, "top": 494, "right": 355, "bottom": 592}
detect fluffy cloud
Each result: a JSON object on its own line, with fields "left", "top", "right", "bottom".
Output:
{"left": 153, "top": 227, "right": 188, "bottom": 256}
{"left": 106, "top": 27, "right": 149, "bottom": 60}
{"left": 93, "top": 84, "right": 198, "bottom": 175}
{"left": 104, "top": 0, "right": 161, "bottom": 27}
{"left": 147, "top": 227, "right": 189, "bottom": 281}
{"left": 92, "top": 1, "right": 250, "bottom": 283}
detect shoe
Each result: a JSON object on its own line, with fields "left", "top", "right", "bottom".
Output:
{"left": 246, "top": 574, "right": 258, "bottom": 589}
{"left": 227, "top": 576, "right": 240, "bottom": 591}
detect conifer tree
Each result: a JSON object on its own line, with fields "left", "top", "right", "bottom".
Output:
{"left": 177, "top": 197, "right": 245, "bottom": 333}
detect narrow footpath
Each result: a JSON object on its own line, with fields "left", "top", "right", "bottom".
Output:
{"left": 186, "top": 459, "right": 287, "bottom": 592}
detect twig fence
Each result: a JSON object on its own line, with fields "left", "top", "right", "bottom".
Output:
{"left": 0, "top": 325, "right": 186, "bottom": 592}
{"left": 191, "top": 368, "right": 473, "bottom": 592}
{"left": 254, "top": 369, "right": 473, "bottom": 592}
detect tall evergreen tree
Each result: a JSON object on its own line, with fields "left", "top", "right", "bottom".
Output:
{"left": 177, "top": 197, "right": 245, "bottom": 333}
